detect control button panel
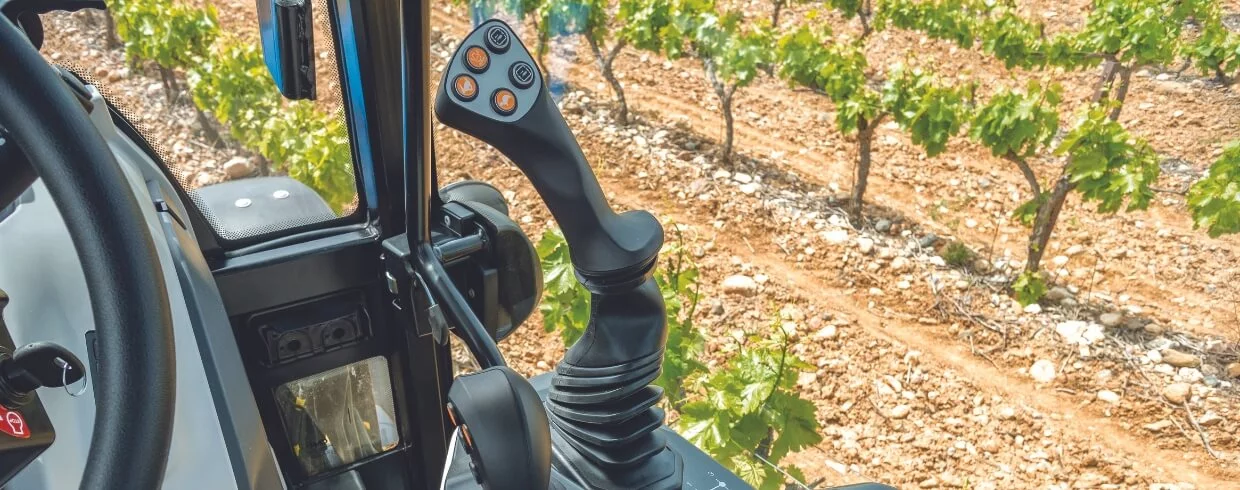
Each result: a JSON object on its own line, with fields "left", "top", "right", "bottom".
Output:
{"left": 441, "top": 19, "right": 542, "bottom": 122}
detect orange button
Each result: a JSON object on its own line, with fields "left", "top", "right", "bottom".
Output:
{"left": 491, "top": 88, "right": 517, "bottom": 115}
{"left": 464, "top": 46, "right": 489, "bottom": 73}
{"left": 445, "top": 403, "right": 459, "bottom": 426}
{"left": 460, "top": 424, "right": 475, "bottom": 451}
{"left": 452, "top": 74, "right": 478, "bottom": 101}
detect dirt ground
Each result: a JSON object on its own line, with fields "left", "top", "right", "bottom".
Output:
{"left": 36, "top": 0, "right": 1240, "bottom": 488}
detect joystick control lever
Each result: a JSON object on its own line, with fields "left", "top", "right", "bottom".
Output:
{"left": 434, "top": 20, "right": 662, "bottom": 282}
{"left": 436, "top": 20, "right": 682, "bottom": 490}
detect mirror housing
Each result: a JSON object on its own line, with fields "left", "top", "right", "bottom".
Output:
{"left": 255, "top": 0, "right": 315, "bottom": 100}
{"left": 441, "top": 181, "right": 541, "bottom": 342}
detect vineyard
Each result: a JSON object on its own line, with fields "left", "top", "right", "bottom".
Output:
{"left": 36, "top": 0, "right": 1240, "bottom": 488}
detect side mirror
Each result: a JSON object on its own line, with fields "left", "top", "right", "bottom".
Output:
{"left": 255, "top": 0, "right": 316, "bottom": 100}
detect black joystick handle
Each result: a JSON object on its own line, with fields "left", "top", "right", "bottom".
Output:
{"left": 434, "top": 20, "right": 662, "bottom": 281}
{"left": 435, "top": 21, "right": 681, "bottom": 490}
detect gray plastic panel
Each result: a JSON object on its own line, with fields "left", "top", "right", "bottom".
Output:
{"left": 443, "top": 20, "right": 542, "bottom": 123}
{"left": 1, "top": 87, "right": 283, "bottom": 489}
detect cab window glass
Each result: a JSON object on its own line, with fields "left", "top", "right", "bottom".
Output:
{"left": 39, "top": 1, "right": 358, "bottom": 242}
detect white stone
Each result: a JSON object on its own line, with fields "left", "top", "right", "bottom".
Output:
{"left": 822, "top": 229, "right": 849, "bottom": 245}
{"left": 721, "top": 275, "right": 758, "bottom": 296}
{"left": 1030, "top": 359, "right": 1056, "bottom": 384}
{"left": 889, "top": 405, "right": 912, "bottom": 419}
{"left": 223, "top": 157, "right": 255, "bottom": 179}
{"left": 1197, "top": 411, "right": 1223, "bottom": 427}
{"left": 1098, "top": 312, "right": 1123, "bottom": 328}
{"left": 1051, "top": 255, "right": 1069, "bottom": 266}
{"left": 1096, "top": 390, "right": 1121, "bottom": 404}
{"left": 813, "top": 325, "right": 838, "bottom": 340}
{"left": 1143, "top": 420, "right": 1172, "bottom": 432}
{"left": 1055, "top": 321, "right": 1105, "bottom": 346}
{"left": 1177, "top": 367, "right": 1203, "bottom": 384}
{"left": 1023, "top": 303, "right": 1042, "bottom": 314}
{"left": 1162, "top": 383, "right": 1191, "bottom": 404}
{"left": 857, "top": 237, "right": 875, "bottom": 254}
{"left": 890, "top": 257, "right": 910, "bottom": 272}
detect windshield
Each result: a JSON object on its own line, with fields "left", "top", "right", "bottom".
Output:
{"left": 39, "top": 0, "right": 359, "bottom": 243}
{"left": 431, "top": 1, "right": 1240, "bottom": 489}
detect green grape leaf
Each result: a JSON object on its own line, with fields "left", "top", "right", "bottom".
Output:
{"left": 969, "top": 81, "right": 1060, "bottom": 159}
{"left": 766, "top": 393, "right": 823, "bottom": 460}
{"left": 1189, "top": 142, "right": 1240, "bottom": 237}
{"left": 1055, "top": 107, "right": 1160, "bottom": 214}
{"left": 882, "top": 66, "right": 964, "bottom": 157}
{"left": 677, "top": 400, "right": 732, "bottom": 451}
{"left": 1012, "top": 270, "right": 1047, "bottom": 306}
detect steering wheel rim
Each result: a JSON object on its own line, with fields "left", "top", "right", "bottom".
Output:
{"left": 0, "top": 16, "right": 175, "bottom": 490}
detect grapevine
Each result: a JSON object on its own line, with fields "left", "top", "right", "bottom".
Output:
{"left": 539, "top": 0, "right": 632, "bottom": 122}
{"left": 616, "top": 0, "right": 770, "bottom": 161}
{"left": 675, "top": 326, "right": 821, "bottom": 490}
{"left": 108, "top": 4, "right": 357, "bottom": 212}
{"left": 110, "top": 0, "right": 218, "bottom": 102}
{"left": 775, "top": 24, "right": 964, "bottom": 222}
{"left": 1015, "top": 106, "right": 1160, "bottom": 282}
{"left": 969, "top": 81, "right": 1061, "bottom": 272}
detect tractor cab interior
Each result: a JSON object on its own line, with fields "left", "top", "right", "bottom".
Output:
{"left": 0, "top": 0, "right": 893, "bottom": 489}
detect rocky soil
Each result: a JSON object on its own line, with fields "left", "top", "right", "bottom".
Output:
{"left": 36, "top": 1, "right": 1240, "bottom": 488}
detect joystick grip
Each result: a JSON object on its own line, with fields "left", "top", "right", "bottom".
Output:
{"left": 434, "top": 20, "right": 662, "bottom": 280}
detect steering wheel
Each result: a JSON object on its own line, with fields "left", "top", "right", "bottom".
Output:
{"left": 0, "top": 15, "right": 176, "bottom": 490}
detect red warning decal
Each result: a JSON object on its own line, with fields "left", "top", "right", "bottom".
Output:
{"left": 0, "top": 405, "right": 29, "bottom": 439}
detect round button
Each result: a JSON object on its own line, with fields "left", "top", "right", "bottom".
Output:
{"left": 452, "top": 74, "right": 478, "bottom": 101}
{"left": 508, "top": 62, "right": 536, "bottom": 89}
{"left": 484, "top": 25, "right": 511, "bottom": 53}
{"left": 491, "top": 88, "right": 518, "bottom": 116}
{"left": 463, "top": 46, "right": 489, "bottom": 73}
